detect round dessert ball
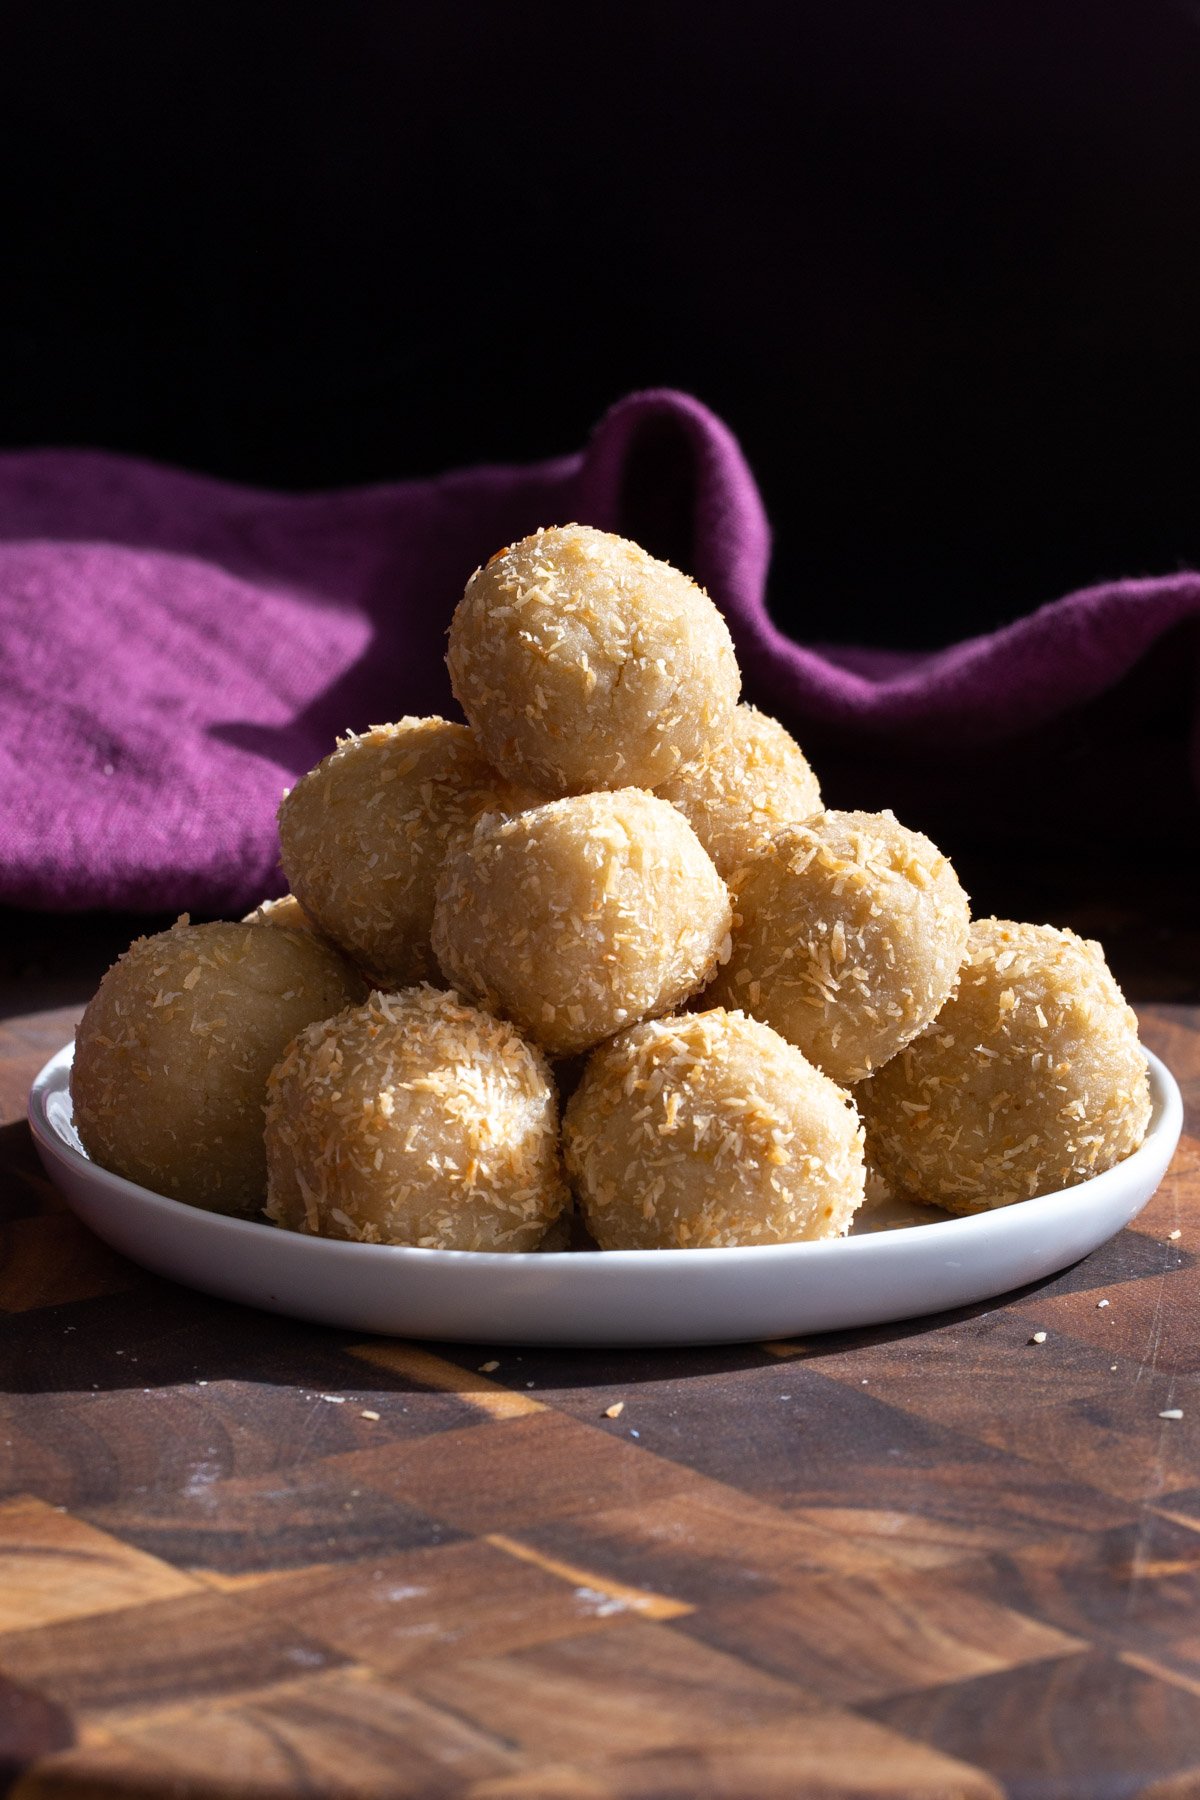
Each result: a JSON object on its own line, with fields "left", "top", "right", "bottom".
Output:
{"left": 278, "top": 716, "right": 532, "bottom": 988}
{"left": 858, "top": 919, "right": 1152, "bottom": 1212}
{"left": 656, "top": 703, "right": 821, "bottom": 876}
{"left": 243, "top": 893, "right": 314, "bottom": 931}
{"left": 431, "top": 788, "right": 732, "bottom": 1058}
{"left": 446, "top": 524, "right": 741, "bottom": 795}
{"left": 264, "top": 985, "right": 567, "bottom": 1250}
{"left": 563, "top": 1009, "right": 866, "bottom": 1248}
{"left": 71, "top": 920, "right": 366, "bottom": 1216}
{"left": 705, "top": 809, "right": 970, "bottom": 1085}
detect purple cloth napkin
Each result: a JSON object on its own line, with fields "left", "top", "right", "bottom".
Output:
{"left": 1, "top": 387, "right": 1197, "bottom": 914}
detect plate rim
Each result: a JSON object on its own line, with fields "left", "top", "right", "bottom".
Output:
{"left": 27, "top": 1038, "right": 1183, "bottom": 1274}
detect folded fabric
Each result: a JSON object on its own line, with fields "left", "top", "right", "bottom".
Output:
{"left": 1, "top": 387, "right": 1196, "bottom": 914}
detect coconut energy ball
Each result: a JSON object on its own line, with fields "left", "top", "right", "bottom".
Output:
{"left": 432, "top": 788, "right": 731, "bottom": 1058}
{"left": 446, "top": 524, "right": 741, "bottom": 795}
{"left": 278, "top": 716, "right": 532, "bottom": 988}
{"left": 705, "top": 809, "right": 970, "bottom": 1085}
{"left": 243, "top": 893, "right": 314, "bottom": 931}
{"left": 264, "top": 985, "right": 567, "bottom": 1250}
{"left": 858, "top": 919, "right": 1151, "bottom": 1212}
{"left": 71, "top": 920, "right": 366, "bottom": 1216}
{"left": 656, "top": 703, "right": 822, "bottom": 876}
{"left": 564, "top": 1009, "right": 866, "bottom": 1248}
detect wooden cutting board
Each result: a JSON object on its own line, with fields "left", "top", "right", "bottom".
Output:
{"left": 2, "top": 995, "right": 1199, "bottom": 1799}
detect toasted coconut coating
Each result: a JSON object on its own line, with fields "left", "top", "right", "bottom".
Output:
{"left": 705, "top": 809, "right": 970, "bottom": 1085}
{"left": 277, "top": 717, "right": 533, "bottom": 988}
{"left": 242, "top": 893, "right": 315, "bottom": 932}
{"left": 431, "top": 789, "right": 732, "bottom": 1058}
{"left": 858, "top": 919, "right": 1151, "bottom": 1212}
{"left": 656, "top": 704, "right": 822, "bottom": 876}
{"left": 446, "top": 524, "right": 741, "bottom": 795}
{"left": 264, "top": 985, "right": 567, "bottom": 1250}
{"left": 563, "top": 1009, "right": 865, "bottom": 1248}
{"left": 71, "top": 920, "right": 366, "bottom": 1217}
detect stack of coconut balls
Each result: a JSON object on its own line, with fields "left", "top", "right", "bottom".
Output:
{"left": 71, "top": 524, "right": 1153, "bottom": 1253}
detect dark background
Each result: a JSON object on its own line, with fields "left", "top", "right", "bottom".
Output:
{"left": 5, "top": 1, "right": 1200, "bottom": 651}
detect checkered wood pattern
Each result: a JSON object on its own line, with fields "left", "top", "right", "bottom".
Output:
{"left": 2, "top": 998, "right": 1198, "bottom": 1799}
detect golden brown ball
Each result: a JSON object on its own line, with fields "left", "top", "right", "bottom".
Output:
{"left": 563, "top": 1009, "right": 866, "bottom": 1248}
{"left": 431, "top": 788, "right": 732, "bottom": 1058}
{"left": 264, "top": 985, "right": 567, "bottom": 1250}
{"left": 858, "top": 919, "right": 1151, "bottom": 1211}
{"left": 656, "top": 703, "right": 821, "bottom": 876}
{"left": 705, "top": 809, "right": 970, "bottom": 1084}
{"left": 71, "top": 919, "right": 366, "bottom": 1215}
{"left": 446, "top": 524, "right": 740, "bottom": 795}
{"left": 277, "top": 716, "right": 531, "bottom": 987}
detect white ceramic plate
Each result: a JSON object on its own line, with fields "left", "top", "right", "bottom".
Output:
{"left": 29, "top": 1043, "right": 1182, "bottom": 1348}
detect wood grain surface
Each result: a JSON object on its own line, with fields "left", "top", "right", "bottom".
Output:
{"left": 3, "top": 933, "right": 1200, "bottom": 1798}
